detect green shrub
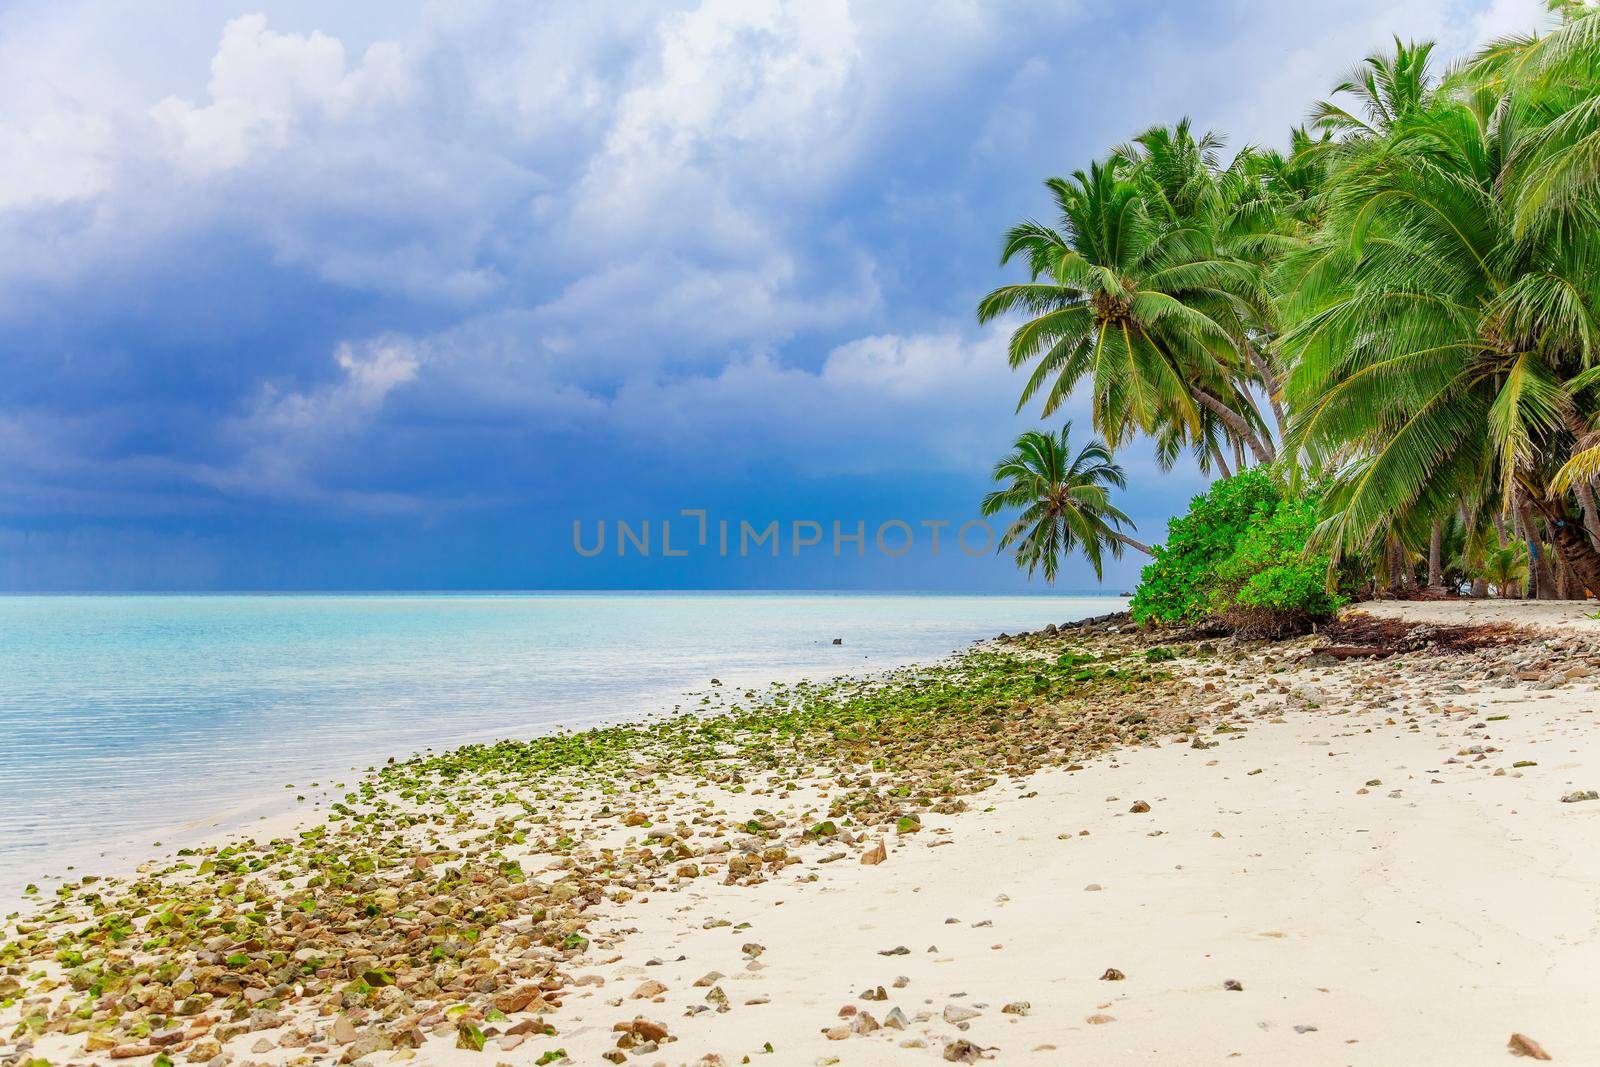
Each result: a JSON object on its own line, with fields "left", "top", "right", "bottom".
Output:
{"left": 1208, "top": 494, "right": 1345, "bottom": 638}
{"left": 1129, "top": 469, "right": 1281, "bottom": 625}
{"left": 1130, "top": 468, "right": 1345, "bottom": 638}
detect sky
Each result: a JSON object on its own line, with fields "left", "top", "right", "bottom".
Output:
{"left": 0, "top": 0, "right": 1545, "bottom": 592}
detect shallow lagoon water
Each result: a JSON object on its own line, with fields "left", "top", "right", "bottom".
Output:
{"left": 0, "top": 592, "right": 1123, "bottom": 896}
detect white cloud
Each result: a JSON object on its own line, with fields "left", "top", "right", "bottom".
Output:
{"left": 199, "top": 336, "right": 423, "bottom": 506}
{"left": 0, "top": 0, "right": 1527, "bottom": 521}
{"left": 153, "top": 15, "right": 351, "bottom": 173}
{"left": 573, "top": 0, "right": 863, "bottom": 241}
{"left": 0, "top": 98, "right": 114, "bottom": 210}
{"left": 599, "top": 326, "right": 1062, "bottom": 477}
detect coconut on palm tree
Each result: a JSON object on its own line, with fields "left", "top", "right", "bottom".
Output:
{"left": 980, "top": 423, "right": 1147, "bottom": 583}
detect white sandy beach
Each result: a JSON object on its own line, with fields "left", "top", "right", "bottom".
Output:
{"left": 10, "top": 601, "right": 1600, "bottom": 1067}
{"left": 472, "top": 602, "right": 1600, "bottom": 1065}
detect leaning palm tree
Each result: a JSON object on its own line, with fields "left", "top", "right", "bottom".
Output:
{"left": 980, "top": 423, "right": 1148, "bottom": 583}
{"left": 976, "top": 158, "right": 1275, "bottom": 464}
{"left": 1280, "top": 40, "right": 1600, "bottom": 596}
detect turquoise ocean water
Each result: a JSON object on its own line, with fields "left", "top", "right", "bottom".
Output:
{"left": 0, "top": 593, "right": 1123, "bottom": 899}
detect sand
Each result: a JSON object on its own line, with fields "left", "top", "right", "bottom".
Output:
{"left": 10, "top": 599, "right": 1600, "bottom": 1066}
{"left": 479, "top": 601, "right": 1600, "bottom": 1065}
{"left": 1360, "top": 596, "right": 1600, "bottom": 633}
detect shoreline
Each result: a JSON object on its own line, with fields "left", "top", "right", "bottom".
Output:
{"left": 5, "top": 601, "right": 1600, "bottom": 1065}
{"left": 0, "top": 593, "right": 1127, "bottom": 904}
{"left": 1, "top": 637, "right": 1067, "bottom": 909}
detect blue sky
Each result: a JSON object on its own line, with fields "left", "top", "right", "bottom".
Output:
{"left": 0, "top": 0, "right": 1536, "bottom": 591}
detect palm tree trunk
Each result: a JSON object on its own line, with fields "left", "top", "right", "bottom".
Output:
{"left": 1426, "top": 520, "right": 1443, "bottom": 591}
{"left": 1233, "top": 386, "right": 1276, "bottom": 458}
{"left": 1192, "top": 388, "right": 1275, "bottom": 464}
{"left": 1526, "top": 490, "right": 1600, "bottom": 600}
{"left": 1387, "top": 536, "right": 1404, "bottom": 597}
{"left": 1565, "top": 559, "right": 1587, "bottom": 599}
{"left": 1209, "top": 442, "right": 1233, "bottom": 480}
{"left": 1549, "top": 520, "right": 1600, "bottom": 598}
{"left": 1576, "top": 479, "right": 1600, "bottom": 547}
{"left": 1112, "top": 532, "right": 1152, "bottom": 555}
{"left": 1517, "top": 498, "right": 1561, "bottom": 600}
{"left": 1242, "top": 342, "right": 1287, "bottom": 442}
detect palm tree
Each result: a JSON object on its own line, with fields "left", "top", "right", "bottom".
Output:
{"left": 1481, "top": 539, "right": 1531, "bottom": 598}
{"left": 976, "top": 158, "right": 1274, "bottom": 464}
{"left": 1280, "top": 34, "right": 1600, "bottom": 596}
{"left": 980, "top": 423, "right": 1148, "bottom": 583}
{"left": 1125, "top": 122, "right": 1291, "bottom": 446}
{"left": 1309, "top": 37, "right": 1439, "bottom": 139}
{"left": 1469, "top": 0, "right": 1600, "bottom": 235}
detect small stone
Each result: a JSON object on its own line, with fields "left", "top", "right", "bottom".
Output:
{"left": 632, "top": 979, "right": 668, "bottom": 999}
{"left": 1085, "top": 1014, "right": 1116, "bottom": 1025}
{"left": 185, "top": 1039, "right": 222, "bottom": 1063}
{"left": 1508, "top": 1033, "right": 1553, "bottom": 1059}
{"left": 1224, "top": 979, "right": 1243, "bottom": 991}
{"left": 861, "top": 839, "right": 888, "bottom": 865}
{"left": 1129, "top": 801, "right": 1151, "bottom": 813}
{"left": 492, "top": 983, "right": 544, "bottom": 1013}
{"left": 630, "top": 1017, "right": 670, "bottom": 1043}
{"left": 943, "top": 1039, "right": 988, "bottom": 1062}
{"left": 1084, "top": 883, "right": 1103, "bottom": 892}
{"left": 1099, "top": 968, "right": 1125, "bottom": 981}
{"left": 943, "top": 1004, "right": 981, "bottom": 1024}
{"left": 1560, "top": 790, "right": 1598, "bottom": 803}
{"left": 1001, "top": 1002, "right": 1030, "bottom": 1016}
{"left": 1294, "top": 1025, "right": 1318, "bottom": 1034}
{"left": 330, "top": 1016, "right": 359, "bottom": 1045}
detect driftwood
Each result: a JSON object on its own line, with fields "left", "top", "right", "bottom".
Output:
{"left": 1312, "top": 616, "right": 1525, "bottom": 656}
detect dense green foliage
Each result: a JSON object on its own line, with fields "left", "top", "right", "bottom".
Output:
{"left": 1209, "top": 493, "right": 1346, "bottom": 636}
{"left": 1130, "top": 469, "right": 1343, "bottom": 635}
{"left": 1129, "top": 470, "right": 1281, "bottom": 624}
{"left": 982, "top": 2, "right": 1600, "bottom": 607}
